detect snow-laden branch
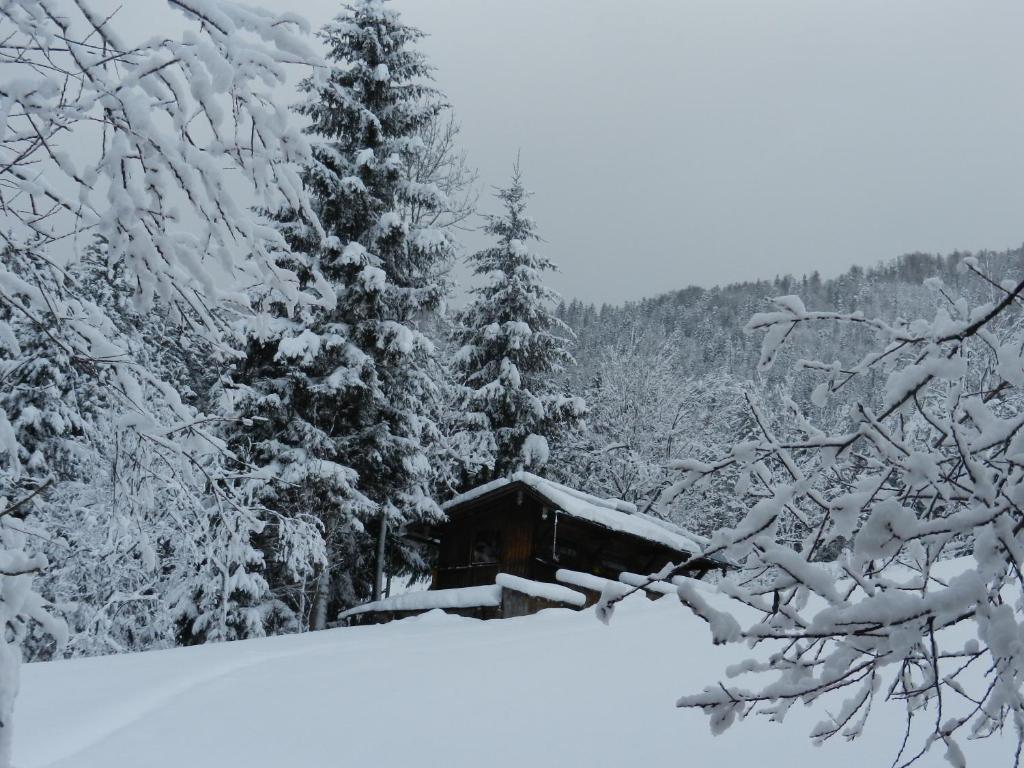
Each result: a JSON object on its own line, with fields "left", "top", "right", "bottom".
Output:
{"left": 643, "top": 263, "right": 1024, "bottom": 766}
{"left": 0, "top": 2, "right": 329, "bottom": 764}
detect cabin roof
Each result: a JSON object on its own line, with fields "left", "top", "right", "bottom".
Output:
{"left": 443, "top": 472, "right": 704, "bottom": 557}
{"left": 337, "top": 574, "right": 588, "bottom": 620}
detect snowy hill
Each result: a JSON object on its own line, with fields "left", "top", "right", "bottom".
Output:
{"left": 16, "top": 582, "right": 1015, "bottom": 768}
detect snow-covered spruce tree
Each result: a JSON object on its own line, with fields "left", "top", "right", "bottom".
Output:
{"left": 4, "top": 239, "right": 324, "bottom": 657}
{"left": 229, "top": 0, "right": 454, "bottom": 620}
{"left": 451, "top": 166, "right": 585, "bottom": 484}
{"left": 0, "top": 2, "right": 326, "bottom": 758}
{"left": 607, "top": 260, "right": 1024, "bottom": 765}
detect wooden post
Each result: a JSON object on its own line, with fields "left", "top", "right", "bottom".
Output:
{"left": 372, "top": 513, "right": 387, "bottom": 601}
{"left": 312, "top": 566, "right": 331, "bottom": 630}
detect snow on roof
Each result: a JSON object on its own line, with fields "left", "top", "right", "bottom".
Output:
{"left": 556, "top": 568, "right": 678, "bottom": 599}
{"left": 443, "top": 472, "right": 703, "bottom": 556}
{"left": 496, "top": 573, "right": 587, "bottom": 607}
{"left": 338, "top": 585, "right": 502, "bottom": 619}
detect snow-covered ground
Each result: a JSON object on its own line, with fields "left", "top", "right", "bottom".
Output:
{"left": 17, "top": 584, "right": 1014, "bottom": 768}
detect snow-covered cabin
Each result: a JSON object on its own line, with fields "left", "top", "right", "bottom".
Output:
{"left": 341, "top": 473, "right": 721, "bottom": 624}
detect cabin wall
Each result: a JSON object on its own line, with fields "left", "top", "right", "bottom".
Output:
{"left": 346, "top": 592, "right": 580, "bottom": 625}
{"left": 530, "top": 515, "right": 683, "bottom": 585}
{"left": 500, "top": 590, "right": 579, "bottom": 618}
{"left": 433, "top": 494, "right": 541, "bottom": 590}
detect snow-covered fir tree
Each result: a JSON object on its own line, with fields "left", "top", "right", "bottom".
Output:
{"left": 451, "top": 165, "right": 585, "bottom": 484}
{"left": 228, "top": 0, "right": 456, "bottom": 621}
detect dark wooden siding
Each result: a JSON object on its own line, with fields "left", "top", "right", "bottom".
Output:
{"left": 433, "top": 493, "right": 540, "bottom": 589}
{"left": 501, "top": 517, "right": 533, "bottom": 578}
{"left": 530, "top": 515, "right": 684, "bottom": 585}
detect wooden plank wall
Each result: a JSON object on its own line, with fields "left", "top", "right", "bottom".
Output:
{"left": 434, "top": 494, "right": 539, "bottom": 589}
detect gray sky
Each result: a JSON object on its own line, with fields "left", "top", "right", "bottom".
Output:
{"left": 130, "top": 0, "right": 1024, "bottom": 304}
{"left": 397, "top": 0, "right": 1024, "bottom": 304}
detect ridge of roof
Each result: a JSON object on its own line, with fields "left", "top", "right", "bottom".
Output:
{"left": 442, "top": 472, "right": 702, "bottom": 556}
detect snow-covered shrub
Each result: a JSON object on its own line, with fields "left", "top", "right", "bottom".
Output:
{"left": 556, "top": 340, "right": 756, "bottom": 534}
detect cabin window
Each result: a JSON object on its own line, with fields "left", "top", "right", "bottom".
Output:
{"left": 555, "top": 539, "right": 578, "bottom": 562}
{"left": 471, "top": 529, "right": 501, "bottom": 564}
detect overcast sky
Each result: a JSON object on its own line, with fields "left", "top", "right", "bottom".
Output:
{"left": 131, "top": 0, "right": 1024, "bottom": 304}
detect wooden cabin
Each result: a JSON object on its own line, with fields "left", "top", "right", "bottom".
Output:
{"left": 340, "top": 472, "right": 721, "bottom": 625}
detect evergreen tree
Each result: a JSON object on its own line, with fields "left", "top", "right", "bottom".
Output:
{"left": 228, "top": 0, "right": 454, "bottom": 621}
{"left": 451, "top": 165, "right": 585, "bottom": 483}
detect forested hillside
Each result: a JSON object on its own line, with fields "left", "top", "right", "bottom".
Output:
{"left": 553, "top": 248, "right": 1024, "bottom": 536}
{"left": 564, "top": 250, "right": 1019, "bottom": 381}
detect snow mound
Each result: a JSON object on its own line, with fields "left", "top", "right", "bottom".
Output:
{"left": 338, "top": 585, "right": 502, "bottom": 619}
{"left": 339, "top": 574, "right": 588, "bottom": 621}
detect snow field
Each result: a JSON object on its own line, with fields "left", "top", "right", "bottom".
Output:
{"left": 18, "top": 582, "right": 1016, "bottom": 768}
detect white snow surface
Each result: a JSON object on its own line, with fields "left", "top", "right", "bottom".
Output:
{"left": 495, "top": 573, "right": 587, "bottom": 607}
{"left": 16, "top": 572, "right": 1016, "bottom": 767}
{"left": 338, "top": 584, "right": 501, "bottom": 618}
{"left": 443, "top": 472, "right": 702, "bottom": 556}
